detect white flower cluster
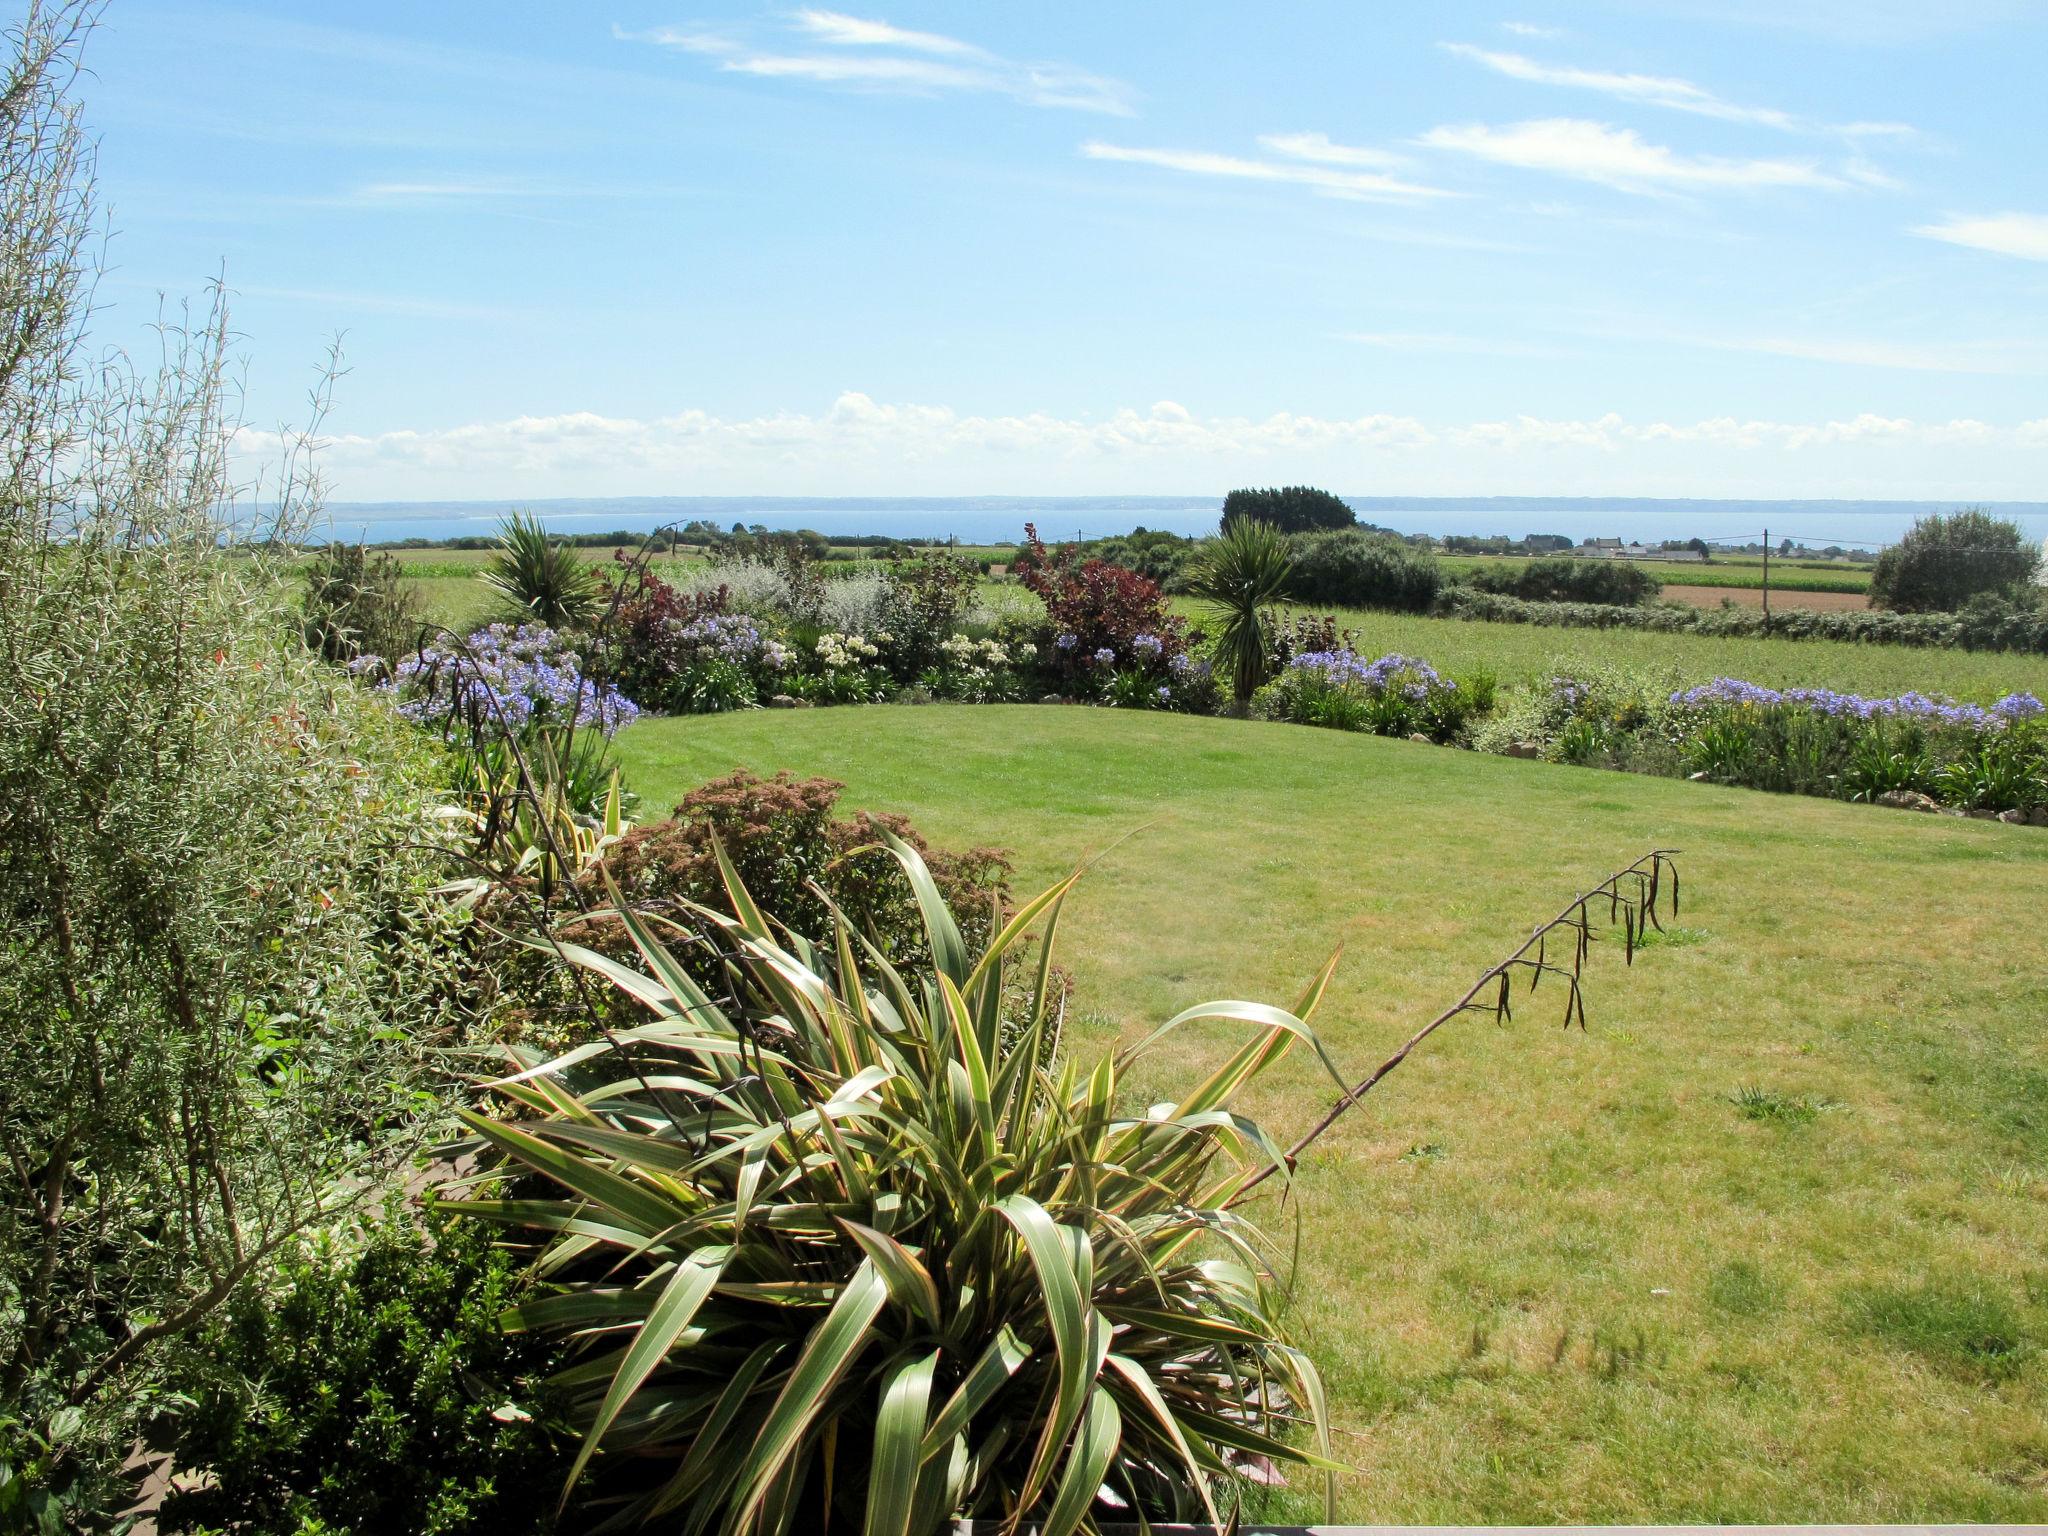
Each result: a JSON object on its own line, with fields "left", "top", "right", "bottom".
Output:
{"left": 816, "top": 632, "right": 880, "bottom": 669}
{"left": 940, "top": 635, "right": 1010, "bottom": 668}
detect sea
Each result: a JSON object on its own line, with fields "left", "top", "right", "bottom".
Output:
{"left": 317, "top": 495, "right": 2048, "bottom": 551}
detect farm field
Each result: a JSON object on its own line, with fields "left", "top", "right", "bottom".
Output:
{"left": 1173, "top": 600, "right": 2048, "bottom": 700}
{"left": 1439, "top": 553, "right": 1873, "bottom": 595}
{"left": 615, "top": 704, "right": 2048, "bottom": 1523}
{"left": 1661, "top": 583, "right": 1871, "bottom": 612}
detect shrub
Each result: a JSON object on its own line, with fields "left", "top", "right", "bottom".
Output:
{"left": 1014, "top": 524, "right": 1195, "bottom": 690}
{"left": 1435, "top": 586, "right": 2048, "bottom": 656}
{"left": 1186, "top": 517, "right": 1295, "bottom": 705}
{"left": 483, "top": 511, "right": 604, "bottom": 629}
{"left": 1084, "top": 528, "right": 1199, "bottom": 591}
{"left": 565, "top": 771, "right": 1010, "bottom": 1004}
{"left": 445, "top": 835, "right": 1342, "bottom": 1532}
{"left": 1465, "top": 556, "right": 1661, "bottom": 606}
{"left": 1, "top": 8, "right": 446, "bottom": 1501}
{"left": 877, "top": 553, "right": 982, "bottom": 677}
{"left": 160, "top": 1204, "right": 570, "bottom": 1536}
{"left": 607, "top": 567, "right": 741, "bottom": 712}
{"left": 1869, "top": 509, "right": 2040, "bottom": 613}
{"left": 1220, "top": 484, "right": 1355, "bottom": 534}
{"left": 1289, "top": 529, "right": 1443, "bottom": 613}
{"left": 301, "top": 541, "right": 428, "bottom": 676}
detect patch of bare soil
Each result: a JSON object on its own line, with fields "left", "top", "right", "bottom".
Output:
{"left": 1663, "top": 583, "right": 1870, "bottom": 612}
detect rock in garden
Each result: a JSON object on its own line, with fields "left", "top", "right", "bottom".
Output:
{"left": 1997, "top": 808, "right": 2028, "bottom": 824}
{"left": 1407, "top": 732, "right": 1433, "bottom": 745}
{"left": 1505, "top": 741, "right": 1542, "bottom": 760}
{"left": 769, "top": 695, "right": 797, "bottom": 709}
{"left": 1041, "top": 694, "right": 1064, "bottom": 705}
{"left": 2032, "top": 807, "right": 2048, "bottom": 827}
{"left": 1874, "top": 789, "right": 1940, "bottom": 813}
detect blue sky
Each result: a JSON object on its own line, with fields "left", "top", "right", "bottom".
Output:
{"left": 82, "top": 1, "right": 2048, "bottom": 502}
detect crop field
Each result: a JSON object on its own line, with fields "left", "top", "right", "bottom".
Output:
{"left": 1438, "top": 554, "right": 1874, "bottom": 595}
{"left": 616, "top": 704, "right": 2048, "bottom": 1523}
{"left": 1184, "top": 600, "right": 2048, "bottom": 701}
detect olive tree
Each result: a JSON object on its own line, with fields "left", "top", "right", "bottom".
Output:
{"left": 1, "top": 1, "right": 445, "bottom": 1507}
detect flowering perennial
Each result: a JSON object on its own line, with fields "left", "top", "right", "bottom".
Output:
{"left": 1289, "top": 650, "right": 1454, "bottom": 701}
{"left": 1669, "top": 677, "right": 2042, "bottom": 731}
{"left": 386, "top": 624, "right": 638, "bottom": 737}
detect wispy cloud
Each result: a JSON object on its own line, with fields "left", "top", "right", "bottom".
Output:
{"left": 1683, "top": 333, "right": 2048, "bottom": 374}
{"left": 1340, "top": 331, "right": 1571, "bottom": 357}
{"left": 1912, "top": 211, "right": 2048, "bottom": 262}
{"left": 1083, "top": 136, "right": 1450, "bottom": 203}
{"left": 1255, "top": 132, "right": 1412, "bottom": 170}
{"left": 310, "top": 177, "right": 682, "bottom": 211}
{"left": 1441, "top": 42, "right": 1917, "bottom": 147}
{"left": 1502, "top": 21, "right": 1563, "bottom": 38}
{"left": 1442, "top": 43, "right": 1798, "bottom": 128}
{"left": 622, "top": 14, "right": 1136, "bottom": 115}
{"left": 792, "top": 9, "right": 984, "bottom": 57}
{"left": 1420, "top": 118, "right": 1841, "bottom": 193}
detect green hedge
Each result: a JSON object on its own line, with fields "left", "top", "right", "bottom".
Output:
{"left": 1435, "top": 588, "right": 2048, "bottom": 655}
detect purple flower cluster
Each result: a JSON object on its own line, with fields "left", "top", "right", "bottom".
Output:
{"left": 1092, "top": 647, "right": 1116, "bottom": 666}
{"left": 1131, "top": 632, "right": 1164, "bottom": 659}
{"left": 1669, "top": 677, "right": 2041, "bottom": 732}
{"left": 674, "top": 612, "right": 768, "bottom": 661}
{"left": 1167, "top": 652, "right": 1209, "bottom": 680}
{"left": 386, "top": 623, "right": 638, "bottom": 738}
{"left": 1290, "top": 650, "right": 1454, "bottom": 701}
{"left": 1054, "top": 632, "right": 1079, "bottom": 651}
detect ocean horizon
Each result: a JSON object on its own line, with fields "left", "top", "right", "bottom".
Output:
{"left": 318, "top": 494, "right": 2048, "bottom": 551}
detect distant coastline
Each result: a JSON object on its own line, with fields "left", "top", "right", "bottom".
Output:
{"left": 316, "top": 494, "right": 2048, "bottom": 550}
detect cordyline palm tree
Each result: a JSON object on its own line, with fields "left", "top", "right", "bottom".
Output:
{"left": 443, "top": 832, "right": 1345, "bottom": 1534}
{"left": 483, "top": 510, "right": 603, "bottom": 629}
{"left": 1188, "top": 518, "right": 1295, "bottom": 711}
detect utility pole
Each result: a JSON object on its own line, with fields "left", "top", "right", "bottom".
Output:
{"left": 1760, "top": 527, "right": 1770, "bottom": 633}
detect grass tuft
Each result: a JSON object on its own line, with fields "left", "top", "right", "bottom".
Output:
{"left": 1842, "top": 1281, "right": 2035, "bottom": 1379}
{"left": 1729, "top": 1085, "right": 1836, "bottom": 1123}
{"left": 1706, "top": 1259, "right": 1779, "bottom": 1317}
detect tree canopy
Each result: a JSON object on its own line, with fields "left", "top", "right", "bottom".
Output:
{"left": 1219, "top": 485, "right": 1356, "bottom": 535}
{"left": 1869, "top": 509, "right": 2041, "bottom": 613}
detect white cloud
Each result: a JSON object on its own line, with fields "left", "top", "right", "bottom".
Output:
{"left": 1442, "top": 44, "right": 1797, "bottom": 129}
{"left": 1441, "top": 42, "right": 1916, "bottom": 149}
{"left": 1502, "top": 21, "right": 1563, "bottom": 38}
{"left": 1257, "top": 131, "right": 1411, "bottom": 171}
{"left": 792, "top": 9, "right": 985, "bottom": 57}
{"left": 1083, "top": 141, "right": 1450, "bottom": 203}
{"left": 1420, "top": 117, "right": 1841, "bottom": 193}
{"left": 270, "top": 394, "right": 2048, "bottom": 501}
{"left": 1912, "top": 211, "right": 2048, "bottom": 262}
{"left": 626, "top": 14, "right": 1135, "bottom": 115}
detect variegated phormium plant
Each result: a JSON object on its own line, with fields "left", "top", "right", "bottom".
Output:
{"left": 443, "top": 831, "right": 1345, "bottom": 1534}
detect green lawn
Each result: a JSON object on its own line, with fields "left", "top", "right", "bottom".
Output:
{"left": 1190, "top": 600, "right": 2048, "bottom": 701}
{"left": 616, "top": 704, "right": 2048, "bottom": 1523}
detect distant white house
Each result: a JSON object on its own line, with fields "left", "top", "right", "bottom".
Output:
{"left": 1574, "top": 540, "right": 1703, "bottom": 562}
